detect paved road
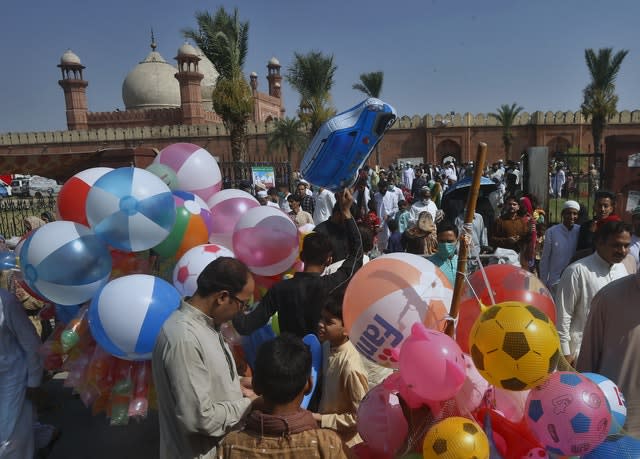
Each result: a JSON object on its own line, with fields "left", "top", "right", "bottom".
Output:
{"left": 39, "top": 374, "right": 159, "bottom": 459}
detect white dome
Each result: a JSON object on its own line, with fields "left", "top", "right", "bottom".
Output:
{"left": 122, "top": 50, "right": 180, "bottom": 110}
{"left": 177, "top": 42, "right": 198, "bottom": 57}
{"left": 61, "top": 49, "right": 81, "bottom": 65}
{"left": 250, "top": 71, "right": 258, "bottom": 77}
{"left": 268, "top": 56, "right": 280, "bottom": 66}
{"left": 194, "top": 46, "right": 219, "bottom": 111}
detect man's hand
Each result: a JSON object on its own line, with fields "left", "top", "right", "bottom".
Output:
{"left": 241, "top": 384, "right": 258, "bottom": 401}
{"left": 563, "top": 354, "right": 575, "bottom": 368}
{"left": 338, "top": 189, "right": 353, "bottom": 219}
{"left": 311, "top": 412, "right": 322, "bottom": 423}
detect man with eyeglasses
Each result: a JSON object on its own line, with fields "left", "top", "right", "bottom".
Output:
{"left": 152, "top": 257, "right": 256, "bottom": 459}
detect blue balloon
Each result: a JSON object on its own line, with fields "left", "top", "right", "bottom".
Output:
{"left": 241, "top": 323, "right": 276, "bottom": 370}
{"left": 0, "top": 251, "right": 16, "bottom": 270}
{"left": 55, "top": 304, "right": 81, "bottom": 325}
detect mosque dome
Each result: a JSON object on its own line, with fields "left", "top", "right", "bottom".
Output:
{"left": 122, "top": 47, "right": 180, "bottom": 110}
{"left": 61, "top": 49, "right": 82, "bottom": 66}
{"left": 194, "top": 46, "right": 219, "bottom": 111}
{"left": 177, "top": 42, "right": 198, "bottom": 58}
{"left": 268, "top": 57, "right": 280, "bottom": 66}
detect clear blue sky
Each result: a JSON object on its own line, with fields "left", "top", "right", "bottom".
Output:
{"left": 1, "top": 0, "right": 639, "bottom": 133}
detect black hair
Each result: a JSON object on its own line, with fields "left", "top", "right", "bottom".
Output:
{"left": 595, "top": 190, "right": 616, "bottom": 204}
{"left": 387, "top": 218, "right": 399, "bottom": 232}
{"left": 300, "top": 232, "right": 333, "bottom": 265}
{"left": 195, "top": 257, "right": 250, "bottom": 297}
{"left": 322, "top": 288, "right": 346, "bottom": 322}
{"left": 357, "top": 224, "right": 374, "bottom": 252}
{"left": 436, "top": 220, "right": 458, "bottom": 237}
{"left": 253, "top": 334, "right": 311, "bottom": 404}
{"left": 287, "top": 194, "right": 302, "bottom": 203}
{"left": 267, "top": 188, "right": 278, "bottom": 196}
{"left": 594, "top": 220, "right": 632, "bottom": 244}
{"left": 398, "top": 199, "right": 407, "bottom": 208}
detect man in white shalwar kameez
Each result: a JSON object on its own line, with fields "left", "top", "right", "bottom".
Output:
{"left": 0, "top": 289, "right": 43, "bottom": 459}
{"left": 373, "top": 181, "right": 398, "bottom": 252}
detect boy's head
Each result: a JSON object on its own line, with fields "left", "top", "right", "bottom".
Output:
{"left": 387, "top": 218, "right": 399, "bottom": 233}
{"left": 318, "top": 290, "right": 348, "bottom": 346}
{"left": 253, "top": 334, "right": 312, "bottom": 405}
{"left": 300, "top": 232, "right": 333, "bottom": 266}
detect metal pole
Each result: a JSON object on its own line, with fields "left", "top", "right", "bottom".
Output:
{"left": 445, "top": 142, "right": 488, "bottom": 337}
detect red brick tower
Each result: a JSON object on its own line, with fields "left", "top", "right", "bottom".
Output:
{"left": 58, "top": 50, "right": 88, "bottom": 130}
{"left": 174, "top": 43, "right": 205, "bottom": 125}
{"left": 267, "top": 57, "right": 282, "bottom": 99}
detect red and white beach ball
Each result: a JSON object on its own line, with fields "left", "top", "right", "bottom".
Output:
{"left": 57, "top": 167, "right": 113, "bottom": 225}
{"left": 207, "top": 189, "right": 260, "bottom": 249}
{"left": 173, "top": 243, "right": 235, "bottom": 297}
{"left": 232, "top": 206, "right": 299, "bottom": 276}
{"left": 86, "top": 167, "right": 176, "bottom": 252}
{"left": 343, "top": 253, "right": 453, "bottom": 367}
{"left": 154, "top": 143, "right": 222, "bottom": 202}
{"left": 19, "top": 221, "right": 112, "bottom": 305}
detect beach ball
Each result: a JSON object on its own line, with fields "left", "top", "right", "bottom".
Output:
{"left": 19, "top": 221, "right": 112, "bottom": 305}
{"left": 357, "top": 384, "right": 408, "bottom": 456}
{"left": 583, "top": 372, "right": 627, "bottom": 435}
{"left": 469, "top": 302, "right": 559, "bottom": 390}
{"left": 88, "top": 274, "right": 181, "bottom": 360}
{"left": 152, "top": 191, "right": 211, "bottom": 259}
{"left": 232, "top": 206, "right": 299, "bottom": 276}
{"left": 525, "top": 372, "right": 611, "bottom": 456}
{"left": 57, "top": 167, "right": 113, "bottom": 225}
{"left": 397, "top": 323, "right": 466, "bottom": 402}
{"left": 86, "top": 167, "right": 176, "bottom": 252}
{"left": 154, "top": 142, "right": 222, "bottom": 202}
{"left": 146, "top": 163, "right": 179, "bottom": 190}
{"left": 207, "top": 189, "right": 260, "bottom": 249}
{"left": 343, "top": 253, "right": 453, "bottom": 367}
{"left": 173, "top": 243, "right": 235, "bottom": 297}
{"left": 457, "top": 264, "right": 556, "bottom": 354}
{"left": 423, "top": 417, "right": 489, "bottom": 459}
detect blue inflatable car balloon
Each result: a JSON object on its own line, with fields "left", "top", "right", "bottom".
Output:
{"left": 300, "top": 98, "right": 397, "bottom": 191}
{"left": 301, "top": 334, "right": 322, "bottom": 409}
{"left": 0, "top": 252, "right": 17, "bottom": 270}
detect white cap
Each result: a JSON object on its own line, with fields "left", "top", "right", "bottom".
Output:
{"left": 257, "top": 190, "right": 268, "bottom": 198}
{"left": 563, "top": 200, "right": 580, "bottom": 212}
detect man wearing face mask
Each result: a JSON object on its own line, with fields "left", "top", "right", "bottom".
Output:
{"left": 409, "top": 187, "right": 437, "bottom": 226}
{"left": 428, "top": 221, "right": 460, "bottom": 285}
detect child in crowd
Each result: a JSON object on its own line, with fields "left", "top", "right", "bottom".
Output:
{"left": 217, "top": 334, "right": 350, "bottom": 458}
{"left": 534, "top": 222, "right": 546, "bottom": 276}
{"left": 395, "top": 200, "right": 411, "bottom": 234}
{"left": 385, "top": 218, "right": 403, "bottom": 253}
{"left": 314, "top": 292, "right": 369, "bottom": 447}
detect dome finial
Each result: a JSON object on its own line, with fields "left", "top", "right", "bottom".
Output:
{"left": 150, "top": 27, "right": 157, "bottom": 51}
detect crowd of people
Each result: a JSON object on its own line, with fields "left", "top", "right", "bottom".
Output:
{"left": 3, "top": 157, "right": 640, "bottom": 458}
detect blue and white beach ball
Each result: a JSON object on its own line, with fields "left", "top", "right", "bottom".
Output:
{"left": 85, "top": 167, "right": 176, "bottom": 252}
{"left": 20, "top": 221, "right": 112, "bottom": 305}
{"left": 88, "top": 274, "right": 181, "bottom": 360}
{"left": 583, "top": 372, "right": 627, "bottom": 434}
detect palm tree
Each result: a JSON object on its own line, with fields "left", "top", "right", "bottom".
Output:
{"left": 183, "top": 7, "right": 253, "bottom": 164}
{"left": 353, "top": 71, "right": 384, "bottom": 165}
{"left": 490, "top": 103, "right": 524, "bottom": 161}
{"left": 267, "top": 117, "right": 309, "bottom": 186}
{"left": 352, "top": 71, "right": 384, "bottom": 98}
{"left": 581, "top": 48, "right": 629, "bottom": 153}
{"left": 286, "top": 51, "right": 337, "bottom": 135}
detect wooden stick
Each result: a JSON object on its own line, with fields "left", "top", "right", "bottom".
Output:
{"left": 445, "top": 142, "right": 488, "bottom": 337}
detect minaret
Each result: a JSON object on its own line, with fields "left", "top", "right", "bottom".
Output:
{"left": 175, "top": 41, "right": 205, "bottom": 125}
{"left": 249, "top": 71, "right": 258, "bottom": 95}
{"left": 58, "top": 49, "right": 88, "bottom": 130}
{"left": 266, "top": 57, "right": 282, "bottom": 98}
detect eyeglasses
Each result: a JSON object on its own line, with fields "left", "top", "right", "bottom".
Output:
{"left": 231, "top": 294, "right": 251, "bottom": 311}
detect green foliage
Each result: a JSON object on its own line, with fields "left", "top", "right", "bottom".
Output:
{"left": 267, "top": 117, "right": 309, "bottom": 161}
{"left": 286, "top": 51, "right": 337, "bottom": 135}
{"left": 352, "top": 71, "right": 384, "bottom": 98}
{"left": 490, "top": 103, "right": 524, "bottom": 160}
{"left": 581, "top": 48, "right": 628, "bottom": 153}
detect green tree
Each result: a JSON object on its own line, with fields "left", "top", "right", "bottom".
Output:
{"left": 490, "top": 103, "right": 524, "bottom": 161}
{"left": 581, "top": 48, "right": 629, "bottom": 153}
{"left": 267, "top": 117, "right": 309, "bottom": 186}
{"left": 352, "top": 71, "right": 384, "bottom": 98}
{"left": 286, "top": 51, "right": 337, "bottom": 135}
{"left": 183, "top": 7, "right": 253, "bottom": 164}
{"left": 353, "top": 71, "right": 384, "bottom": 165}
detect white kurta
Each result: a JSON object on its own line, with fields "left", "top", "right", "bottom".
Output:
{"left": 374, "top": 191, "right": 399, "bottom": 250}
{"left": 0, "top": 289, "right": 42, "bottom": 459}
{"left": 402, "top": 167, "right": 415, "bottom": 189}
{"left": 409, "top": 200, "right": 437, "bottom": 225}
{"left": 554, "top": 252, "right": 628, "bottom": 358}
{"left": 539, "top": 223, "right": 580, "bottom": 289}
{"left": 313, "top": 189, "right": 337, "bottom": 225}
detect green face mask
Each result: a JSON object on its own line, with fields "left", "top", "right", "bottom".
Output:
{"left": 437, "top": 242, "right": 457, "bottom": 259}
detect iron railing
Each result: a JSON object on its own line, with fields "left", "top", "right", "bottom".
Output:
{"left": 0, "top": 196, "right": 58, "bottom": 238}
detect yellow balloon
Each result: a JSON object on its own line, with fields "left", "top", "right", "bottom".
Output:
{"left": 468, "top": 301, "right": 560, "bottom": 391}
{"left": 423, "top": 417, "right": 489, "bottom": 459}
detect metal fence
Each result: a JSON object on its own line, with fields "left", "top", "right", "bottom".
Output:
{"left": 0, "top": 196, "right": 58, "bottom": 238}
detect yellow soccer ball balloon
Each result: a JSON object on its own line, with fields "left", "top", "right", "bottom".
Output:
{"left": 423, "top": 417, "right": 489, "bottom": 459}
{"left": 468, "top": 301, "right": 560, "bottom": 391}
